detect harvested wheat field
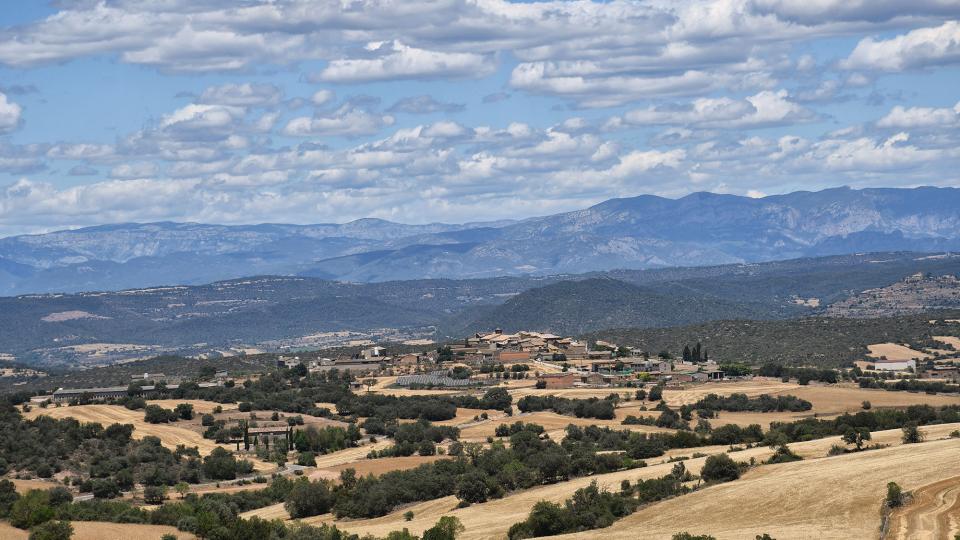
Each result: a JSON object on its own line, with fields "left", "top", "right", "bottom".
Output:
{"left": 303, "top": 423, "right": 960, "bottom": 540}
{"left": 22, "top": 405, "right": 272, "bottom": 470}
{"left": 784, "top": 385, "right": 960, "bottom": 414}
{"left": 0, "top": 521, "right": 195, "bottom": 540}
{"left": 868, "top": 343, "right": 931, "bottom": 361}
{"left": 934, "top": 336, "right": 960, "bottom": 350}
{"left": 701, "top": 410, "right": 823, "bottom": 429}
{"left": 9, "top": 478, "right": 63, "bottom": 494}
{"left": 147, "top": 399, "right": 236, "bottom": 414}
{"left": 661, "top": 379, "right": 802, "bottom": 406}
{"left": 311, "top": 440, "right": 394, "bottom": 469}
{"left": 458, "top": 411, "right": 672, "bottom": 441}
{"left": 241, "top": 501, "right": 290, "bottom": 520}
{"left": 887, "top": 475, "right": 960, "bottom": 540}
{"left": 560, "top": 437, "right": 960, "bottom": 540}
{"left": 318, "top": 455, "right": 448, "bottom": 479}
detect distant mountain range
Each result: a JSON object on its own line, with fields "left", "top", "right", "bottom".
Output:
{"left": 4, "top": 252, "right": 960, "bottom": 368}
{"left": 3, "top": 186, "right": 960, "bottom": 295}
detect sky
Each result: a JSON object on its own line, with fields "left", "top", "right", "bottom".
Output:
{"left": 0, "top": 1, "right": 958, "bottom": 236}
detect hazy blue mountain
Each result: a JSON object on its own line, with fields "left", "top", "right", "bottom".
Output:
{"left": 4, "top": 252, "right": 960, "bottom": 367}
{"left": 2, "top": 186, "right": 960, "bottom": 294}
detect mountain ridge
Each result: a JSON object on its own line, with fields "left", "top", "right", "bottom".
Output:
{"left": 3, "top": 186, "right": 960, "bottom": 294}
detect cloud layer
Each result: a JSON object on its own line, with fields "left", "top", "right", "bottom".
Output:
{"left": 0, "top": 2, "right": 957, "bottom": 235}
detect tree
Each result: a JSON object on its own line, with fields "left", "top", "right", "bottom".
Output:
{"left": 285, "top": 478, "right": 334, "bottom": 519}
{"left": 902, "top": 423, "right": 924, "bottom": 444}
{"left": 0, "top": 479, "right": 19, "bottom": 519}
{"left": 144, "top": 405, "right": 175, "bottom": 423}
{"left": 842, "top": 427, "right": 871, "bottom": 451}
{"left": 174, "top": 482, "right": 190, "bottom": 499}
{"left": 203, "top": 447, "right": 242, "bottom": 480}
{"left": 456, "top": 471, "right": 492, "bottom": 504}
{"left": 9, "top": 490, "right": 54, "bottom": 529}
{"left": 298, "top": 452, "right": 317, "bottom": 467}
{"left": 143, "top": 485, "right": 167, "bottom": 505}
{"left": 28, "top": 520, "right": 72, "bottom": 540}
{"left": 700, "top": 454, "right": 740, "bottom": 483}
{"left": 404, "top": 510, "right": 415, "bottom": 521}
{"left": 174, "top": 403, "right": 194, "bottom": 420}
{"left": 91, "top": 478, "right": 121, "bottom": 499}
{"left": 648, "top": 386, "right": 663, "bottom": 401}
{"left": 422, "top": 516, "right": 465, "bottom": 540}
{"left": 201, "top": 414, "right": 215, "bottom": 426}
{"left": 363, "top": 378, "right": 378, "bottom": 392}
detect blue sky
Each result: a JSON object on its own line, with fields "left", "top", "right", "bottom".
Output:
{"left": 0, "top": 1, "right": 958, "bottom": 236}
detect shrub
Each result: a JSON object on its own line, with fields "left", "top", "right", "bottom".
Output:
{"left": 886, "top": 482, "right": 903, "bottom": 507}
{"left": 91, "top": 479, "right": 121, "bottom": 499}
{"left": 143, "top": 485, "right": 167, "bottom": 505}
{"left": 672, "top": 534, "right": 716, "bottom": 540}
{"left": 765, "top": 445, "right": 801, "bottom": 464}
{"left": 298, "top": 452, "right": 317, "bottom": 467}
{"left": 902, "top": 423, "right": 924, "bottom": 444}
{"left": 10, "top": 490, "right": 53, "bottom": 529}
{"left": 28, "top": 520, "right": 73, "bottom": 540}
{"left": 423, "top": 516, "right": 465, "bottom": 540}
{"left": 700, "top": 454, "right": 740, "bottom": 483}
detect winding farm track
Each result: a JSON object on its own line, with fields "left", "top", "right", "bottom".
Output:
{"left": 888, "top": 476, "right": 960, "bottom": 540}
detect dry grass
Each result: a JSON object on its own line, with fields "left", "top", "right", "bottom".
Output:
{"left": 867, "top": 342, "right": 931, "bottom": 361}
{"left": 240, "top": 502, "right": 290, "bottom": 520}
{"left": 0, "top": 521, "right": 195, "bottom": 540}
{"left": 661, "top": 379, "right": 802, "bottom": 406}
{"left": 147, "top": 399, "right": 237, "bottom": 414}
{"left": 23, "top": 404, "right": 273, "bottom": 470}
{"left": 316, "top": 455, "right": 448, "bottom": 479}
{"left": 458, "top": 411, "right": 671, "bottom": 442}
{"left": 934, "top": 336, "right": 960, "bottom": 350}
{"left": 887, "top": 475, "right": 960, "bottom": 540}
{"left": 9, "top": 479, "right": 63, "bottom": 494}
{"left": 783, "top": 385, "right": 960, "bottom": 415}
{"left": 304, "top": 423, "right": 960, "bottom": 540}
{"left": 560, "top": 438, "right": 960, "bottom": 540}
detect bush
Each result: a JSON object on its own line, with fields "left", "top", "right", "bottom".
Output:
{"left": 0, "top": 479, "right": 19, "bottom": 519}
{"left": 298, "top": 452, "right": 317, "bottom": 467}
{"left": 902, "top": 423, "right": 924, "bottom": 444}
{"left": 672, "top": 534, "right": 716, "bottom": 540}
{"left": 91, "top": 479, "right": 121, "bottom": 499}
{"left": 10, "top": 490, "right": 53, "bottom": 529}
{"left": 422, "top": 516, "right": 465, "bottom": 540}
{"left": 144, "top": 405, "right": 176, "bottom": 424}
{"left": 200, "top": 414, "right": 215, "bottom": 426}
{"left": 28, "top": 520, "right": 73, "bottom": 540}
{"left": 886, "top": 482, "right": 903, "bottom": 507}
{"left": 143, "top": 485, "right": 167, "bottom": 505}
{"left": 765, "top": 445, "right": 801, "bottom": 464}
{"left": 174, "top": 403, "right": 194, "bottom": 420}
{"left": 700, "top": 454, "right": 740, "bottom": 483}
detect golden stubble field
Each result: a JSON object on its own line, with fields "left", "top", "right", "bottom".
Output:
{"left": 0, "top": 521, "right": 195, "bottom": 540}
{"left": 23, "top": 402, "right": 274, "bottom": 470}
{"left": 289, "top": 423, "right": 960, "bottom": 540}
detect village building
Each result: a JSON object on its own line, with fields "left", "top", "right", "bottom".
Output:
{"left": 536, "top": 372, "right": 578, "bottom": 389}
